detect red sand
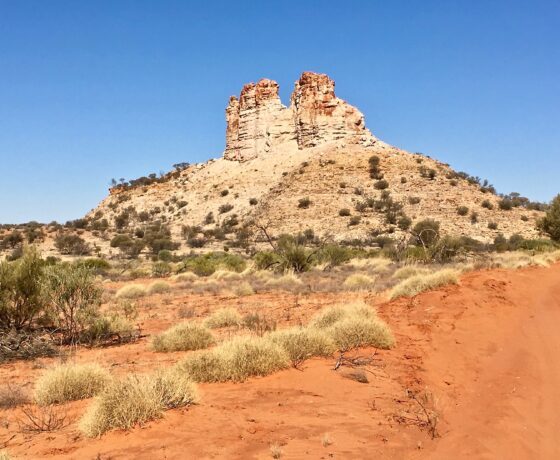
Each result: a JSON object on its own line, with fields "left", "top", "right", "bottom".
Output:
{"left": 2, "top": 264, "right": 560, "bottom": 459}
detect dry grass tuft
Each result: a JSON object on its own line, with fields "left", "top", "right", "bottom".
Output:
{"left": 232, "top": 281, "right": 255, "bottom": 296}
{"left": 151, "top": 322, "right": 215, "bottom": 352}
{"left": 80, "top": 368, "right": 198, "bottom": 437}
{"left": 389, "top": 269, "right": 459, "bottom": 300}
{"left": 342, "top": 273, "right": 376, "bottom": 291}
{"left": 328, "top": 316, "right": 395, "bottom": 351}
{"left": 0, "top": 451, "right": 11, "bottom": 460}
{"left": 347, "top": 257, "right": 393, "bottom": 273}
{"left": 264, "top": 273, "right": 304, "bottom": 291}
{"left": 203, "top": 307, "right": 242, "bottom": 329}
{"left": 147, "top": 281, "right": 171, "bottom": 295}
{"left": 171, "top": 272, "right": 198, "bottom": 283}
{"left": 268, "top": 327, "right": 335, "bottom": 367}
{"left": 210, "top": 269, "right": 243, "bottom": 281}
{"left": 392, "top": 265, "right": 431, "bottom": 280}
{"left": 309, "top": 301, "right": 376, "bottom": 329}
{"left": 115, "top": 284, "right": 146, "bottom": 299}
{"left": 177, "top": 336, "right": 290, "bottom": 383}
{"left": 34, "top": 363, "right": 111, "bottom": 406}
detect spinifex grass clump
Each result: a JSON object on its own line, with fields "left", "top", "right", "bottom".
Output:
{"left": 80, "top": 368, "right": 198, "bottom": 437}
{"left": 34, "top": 363, "right": 111, "bottom": 406}
{"left": 151, "top": 322, "right": 215, "bottom": 352}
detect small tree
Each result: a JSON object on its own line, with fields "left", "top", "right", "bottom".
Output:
{"left": 539, "top": 194, "right": 560, "bottom": 241}
{"left": 44, "top": 264, "right": 102, "bottom": 343}
{"left": 411, "top": 219, "right": 440, "bottom": 248}
{"left": 0, "top": 247, "right": 46, "bottom": 330}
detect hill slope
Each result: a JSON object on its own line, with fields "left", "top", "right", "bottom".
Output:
{"left": 85, "top": 72, "right": 542, "bottom": 251}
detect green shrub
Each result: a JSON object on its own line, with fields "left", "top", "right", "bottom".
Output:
{"left": 298, "top": 197, "right": 311, "bottom": 209}
{"left": 457, "top": 206, "right": 469, "bottom": 216}
{"left": 180, "top": 252, "right": 246, "bottom": 277}
{"left": 499, "top": 198, "right": 513, "bottom": 210}
{"left": 374, "top": 179, "right": 389, "bottom": 190}
{"left": 34, "top": 363, "right": 111, "bottom": 405}
{"left": 158, "top": 249, "right": 173, "bottom": 262}
{"left": 539, "top": 194, "right": 560, "bottom": 242}
{"left": 411, "top": 219, "right": 440, "bottom": 247}
{"left": 0, "top": 247, "right": 47, "bottom": 330}
{"left": 44, "top": 264, "right": 102, "bottom": 343}
{"left": 151, "top": 322, "right": 214, "bottom": 352}
{"left": 152, "top": 261, "right": 172, "bottom": 278}
{"left": 54, "top": 233, "right": 91, "bottom": 255}
{"left": 339, "top": 208, "right": 351, "bottom": 217}
{"left": 481, "top": 199, "right": 493, "bottom": 210}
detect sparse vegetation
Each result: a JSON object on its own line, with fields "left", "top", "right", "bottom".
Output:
{"left": 34, "top": 363, "right": 111, "bottom": 405}
{"left": 151, "top": 322, "right": 214, "bottom": 352}
{"left": 204, "top": 307, "right": 242, "bottom": 328}
{"left": 390, "top": 269, "right": 459, "bottom": 300}
{"left": 80, "top": 369, "right": 198, "bottom": 437}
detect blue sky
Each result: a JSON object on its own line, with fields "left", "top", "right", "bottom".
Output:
{"left": 1, "top": 0, "right": 559, "bottom": 223}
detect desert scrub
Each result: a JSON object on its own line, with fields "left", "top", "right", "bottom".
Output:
{"left": 34, "top": 363, "right": 111, "bottom": 405}
{"left": 328, "top": 316, "right": 395, "bottom": 351}
{"left": 170, "top": 272, "right": 198, "bottom": 283}
{"left": 264, "top": 273, "right": 304, "bottom": 291}
{"left": 151, "top": 322, "right": 215, "bottom": 353}
{"left": 389, "top": 268, "right": 459, "bottom": 300}
{"left": 232, "top": 281, "right": 254, "bottom": 296}
{"left": 392, "top": 265, "right": 431, "bottom": 280}
{"left": 0, "top": 451, "right": 11, "bottom": 460}
{"left": 342, "top": 274, "right": 376, "bottom": 291}
{"left": 203, "top": 307, "right": 242, "bottom": 328}
{"left": 177, "top": 336, "right": 290, "bottom": 383}
{"left": 267, "top": 328, "right": 335, "bottom": 367}
{"left": 80, "top": 368, "right": 198, "bottom": 437}
{"left": 147, "top": 281, "right": 171, "bottom": 295}
{"left": 115, "top": 284, "right": 146, "bottom": 299}
{"left": 309, "top": 301, "right": 376, "bottom": 329}
{"left": 210, "top": 269, "right": 243, "bottom": 281}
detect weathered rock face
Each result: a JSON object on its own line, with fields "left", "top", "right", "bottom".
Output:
{"left": 224, "top": 72, "right": 376, "bottom": 161}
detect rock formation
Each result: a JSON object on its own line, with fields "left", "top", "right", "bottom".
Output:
{"left": 224, "top": 72, "right": 376, "bottom": 161}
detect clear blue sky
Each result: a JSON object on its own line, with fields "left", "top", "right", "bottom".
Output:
{"left": 1, "top": 1, "right": 559, "bottom": 223}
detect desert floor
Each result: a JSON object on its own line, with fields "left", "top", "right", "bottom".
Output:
{"left": 1, "top": 263, "right": 559, "bottom": 459}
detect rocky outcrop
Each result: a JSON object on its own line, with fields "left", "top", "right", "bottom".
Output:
{"left": 224, "top": 72, "right": 376, "bottom": 161}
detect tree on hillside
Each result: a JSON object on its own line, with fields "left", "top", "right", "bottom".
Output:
{"left": 539, "top": 194, "right": 560, "bottom": 242}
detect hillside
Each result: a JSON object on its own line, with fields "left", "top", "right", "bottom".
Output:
{"left": 85, "top": 72, "right": 542, "bottom": 250}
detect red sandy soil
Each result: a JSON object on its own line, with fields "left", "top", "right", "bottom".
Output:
{"left": 1, "top": 264, "right": 560, "bottom": 459}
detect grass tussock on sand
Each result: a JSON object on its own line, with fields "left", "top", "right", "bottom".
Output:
{"left": 80, "top": 368, "right": 198, "bottom": 437}
{"left": 34, "top": 363, "right": 111, "bottom": 406}
{"left": 0, "top": 451, "right": 11, "bottom": 460}
{"left": 309, "top": 301, "right": 394, "bottom": 350}
{"left": 151, "top": 322, "right": 215, "bottom": 353}
{"left": 203, "top": 307, "right": 242, "bottom": 329}
{"left": 267, "top": 327, "right": 336, "bottom": 366}
{"left": 342, "top": 273, "right": 376, "bottom": 290}
{"left": 491, "top": 250, "right": 560, "bottom": 269}
{"left": 392, "top": 265, "right": 432, "bottom": 280}
{"left": 389, "top": 268, "right": 459, "bottom": 300}
{"left": 115, "top": 284, "right": 146, "bottom": 299}
{"left": 147, "top": 281, "right": 171, "bottom": 295}
{"left": 177, "top": 336, "right": 290, "bottom": 383}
